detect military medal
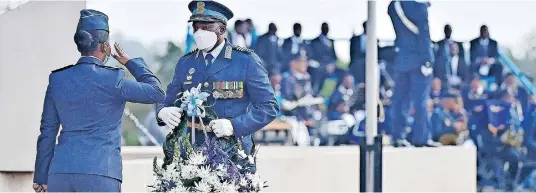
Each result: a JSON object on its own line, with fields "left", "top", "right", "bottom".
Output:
{"left": 187, "top": 75, "right": 192, "bottom": 81}
{"left": 204, "top": 82, "right": 209, "bottom": 87}
{"left": 189, "top": 68, "right": 195, "bottom": 74}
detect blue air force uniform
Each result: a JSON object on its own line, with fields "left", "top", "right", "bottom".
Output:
{"left": 34, "top": 9, "right": 166, "bottom": 191}
{"left": 280, "top": 71, "right": 316, "bottom": 121}
{"left": 156, "top": 1, "right": 278, "bottom": 158}
{"left": 388, "top": 0, "right": 435, "bottom": 146}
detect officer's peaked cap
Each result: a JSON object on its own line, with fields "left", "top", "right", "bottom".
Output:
{"left": 188, "top": 0, "right": 234, "bottom": 24}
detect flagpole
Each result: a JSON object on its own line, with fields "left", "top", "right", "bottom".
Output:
{"left": 365, "top": 0, "right": 379, "bottom": 192}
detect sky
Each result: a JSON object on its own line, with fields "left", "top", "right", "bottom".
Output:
{"left": 87, "top": 0, "right": 536, "bottom": 62}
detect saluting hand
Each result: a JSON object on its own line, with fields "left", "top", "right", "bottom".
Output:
{"left": 112, "top": 42, "right": 131, "bottom": 65}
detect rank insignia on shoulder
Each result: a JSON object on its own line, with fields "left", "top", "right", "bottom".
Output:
{"left": 52, "top": 65, "right": 74, "bottom": 73}
{"left": 185, "top": 48, "right": 199, "bottom": 56}
{"left": 232, "top": 45, "right": 252, "bottom": 53}
{"left": 212, "top": 81, "right": 244, "bottom": 99}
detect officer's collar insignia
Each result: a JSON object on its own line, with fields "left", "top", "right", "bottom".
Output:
{"left": 189, "top": 68, "right": 196, "bottom": 74}
{"left": 490, "top": 105, "right": 503, "bottom": 113}
{"left": 224, "top": 45, "right": 232, "bottom": 59}
{"left": 197, "top": 2, "right": 205, "bottom": 14}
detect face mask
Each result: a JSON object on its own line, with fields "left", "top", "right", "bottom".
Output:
{"left": 194, "top": 29, "right": 218, "bottom": 51}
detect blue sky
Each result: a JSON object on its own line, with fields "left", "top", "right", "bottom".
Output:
{"left": 88, "top": 0, "right": 536, "bottom": 61}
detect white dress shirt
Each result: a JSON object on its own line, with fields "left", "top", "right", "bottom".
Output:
{"left": 202, "top": 39, "right": 226, "bottom": 65}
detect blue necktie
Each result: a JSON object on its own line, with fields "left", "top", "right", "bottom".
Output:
{"left": 205, "top": 54, "right": 214, "bottom": 66}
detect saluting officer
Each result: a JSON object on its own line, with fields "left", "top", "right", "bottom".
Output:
{"left": 156, "top": 1, "right": 279, "bottom": 160}
{"left": 33, "top": 9, "right": 165, "bottom": 192}
{"left": 388, "top": 0, "right": 435, "bottom": 147}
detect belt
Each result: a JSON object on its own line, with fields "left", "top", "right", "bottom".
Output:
{"left": 187, "top": 121, "right": 214, "bottom": 132}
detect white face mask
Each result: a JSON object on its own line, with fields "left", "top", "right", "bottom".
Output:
{"left": 194, "top": 29, "right": 218, "bottom": 51}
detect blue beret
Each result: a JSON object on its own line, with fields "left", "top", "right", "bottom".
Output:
{"left": 188, "top": 0, "right": 234, "bottom": 24}
{"left": 76, "top": 9, "right": 109, "bottom": 32}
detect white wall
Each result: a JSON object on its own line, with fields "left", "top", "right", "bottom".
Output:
{"left": 0, "top": 146, "right": 476, "bottom": 192}
{"left": 0, "top": 1, "right": 86, "bottom": 171}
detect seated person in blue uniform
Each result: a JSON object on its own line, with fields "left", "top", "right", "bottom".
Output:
{"left": 33, "top": 9, "right": 166, "bottom": 192}
{"left": 269, "top": 71, "right": 283, "bottom": 118}
{"left": 327, "top": 74, "right": 355, "bottom": 121}
{"left": 431, "top": 92, "right": 468, "bottom": 145}
{"left": 462, "top": 74, "right": 490, "bottom": 112}
{"left": 280, "top": 52, "right": 324, "bottom": 144}
{"left": 499, "top": 72, "right": 530, "bottom": 112}
{"left": 487, "top": 91, "right": 527, "bottom": 190}
{"left": 430, "top": 77, "right": 444, "bottom": 108}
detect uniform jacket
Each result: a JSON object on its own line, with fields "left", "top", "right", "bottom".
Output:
{"left": 388, "top": 0, "right": 434, "bottom": 72}
{"left": 34, "top": 57, "right": 165, "bottom": 184}
{"left": 156, "top": 41, "right": 279, "bottom": 155}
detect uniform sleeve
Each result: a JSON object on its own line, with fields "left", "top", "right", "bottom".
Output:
{"left": 231, "top": 54, "right": 280, "bottom": 137}
{"left": 34, "top": 83, "right": 61, "bottom": 184}
{"left": 117, "top": 58, "right": 166, "bottom": 103}
{"left": 155, "top": 58, "right": 185, "bottom": 126}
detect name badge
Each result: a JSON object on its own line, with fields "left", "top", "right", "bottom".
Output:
{"left": 212, "top": 81, "right": 244, "bottom": 99}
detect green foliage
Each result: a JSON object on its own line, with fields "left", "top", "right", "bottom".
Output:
{"left": 156, "top": 42, "right": 185, "bottom": 87}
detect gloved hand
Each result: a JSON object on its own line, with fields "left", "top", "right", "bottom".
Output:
{"left": 158, "top": 107, "right": 182, "bottom": 128}
{"left": 281, "top": 100, "right": 298, "bottom": 111}
{"left": 209, "top": 119, "right": 234, "bottom": 137}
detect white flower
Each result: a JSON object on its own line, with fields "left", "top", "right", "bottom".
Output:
{"left": 180, "top": 164, "right": 197, "bottom": 179}
{"left": 161, "top": 167, "right": 178, "bottom": 182}
{"left": 204, "top": 173, "right": 221, "bottom": 186}
{"left": 197, "top": 165, "right": 211, "bottom": 179}
{"left": 188, "top": 151, "right": 207, "bottom": 165}
{"left": 247, "top": 156, "right": 255, "bottom": 164}
{"left": 215, "top": 164, "right": 227, "bottom": 177}
{"left": 170, "top": 184, "right": 189, "bottom": 193}
{"left": 239, "top": 177, "right": 248, "bottom": 187}
{"left": 237, "top": 150, "right": 247, "bottom": 158}
{"left": 216, "top": 181, "right": 238, "bottom": 193}
{"left": 194, "top": 180, "right": 212, "bottom": 192}
{"left": 247, "top": 173, "right": 264, "bottom": 190}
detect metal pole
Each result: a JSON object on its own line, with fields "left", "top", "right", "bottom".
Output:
{"left": 365, "top": 0, "right": 378, "bottom": 192}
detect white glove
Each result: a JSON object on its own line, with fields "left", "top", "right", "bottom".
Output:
{"left": 281, "top": 100, "right": 298, "bottom": 111}
{"left": 479, "top": 65, "right": 490, "bottom": 76}
{"left": 210, "top": 119, "right": 234, "bottom": 137}
{"left": 447, "top": 76, "right": 462, "bottom": 86}
{"left": 158, "top": 107, "right": 182, "bottom": 128}
{"left": 297, "top": 95, "right": 324, "bottom": 106}
{"left": 420, "top": 65, "right": 433, "bottom": 76}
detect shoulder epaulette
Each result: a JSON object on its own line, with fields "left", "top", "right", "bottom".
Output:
{"left": 231, "top": 45, "right": 253, "bottom": 53}
{"left": 185, "top": 48, "right": 199, "bottom": 56}
{"left": 98, "top": 65, "right": 122, "bottom": 70}
{"left": 52, "top": 65, "right": 74, "bottom": 73}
